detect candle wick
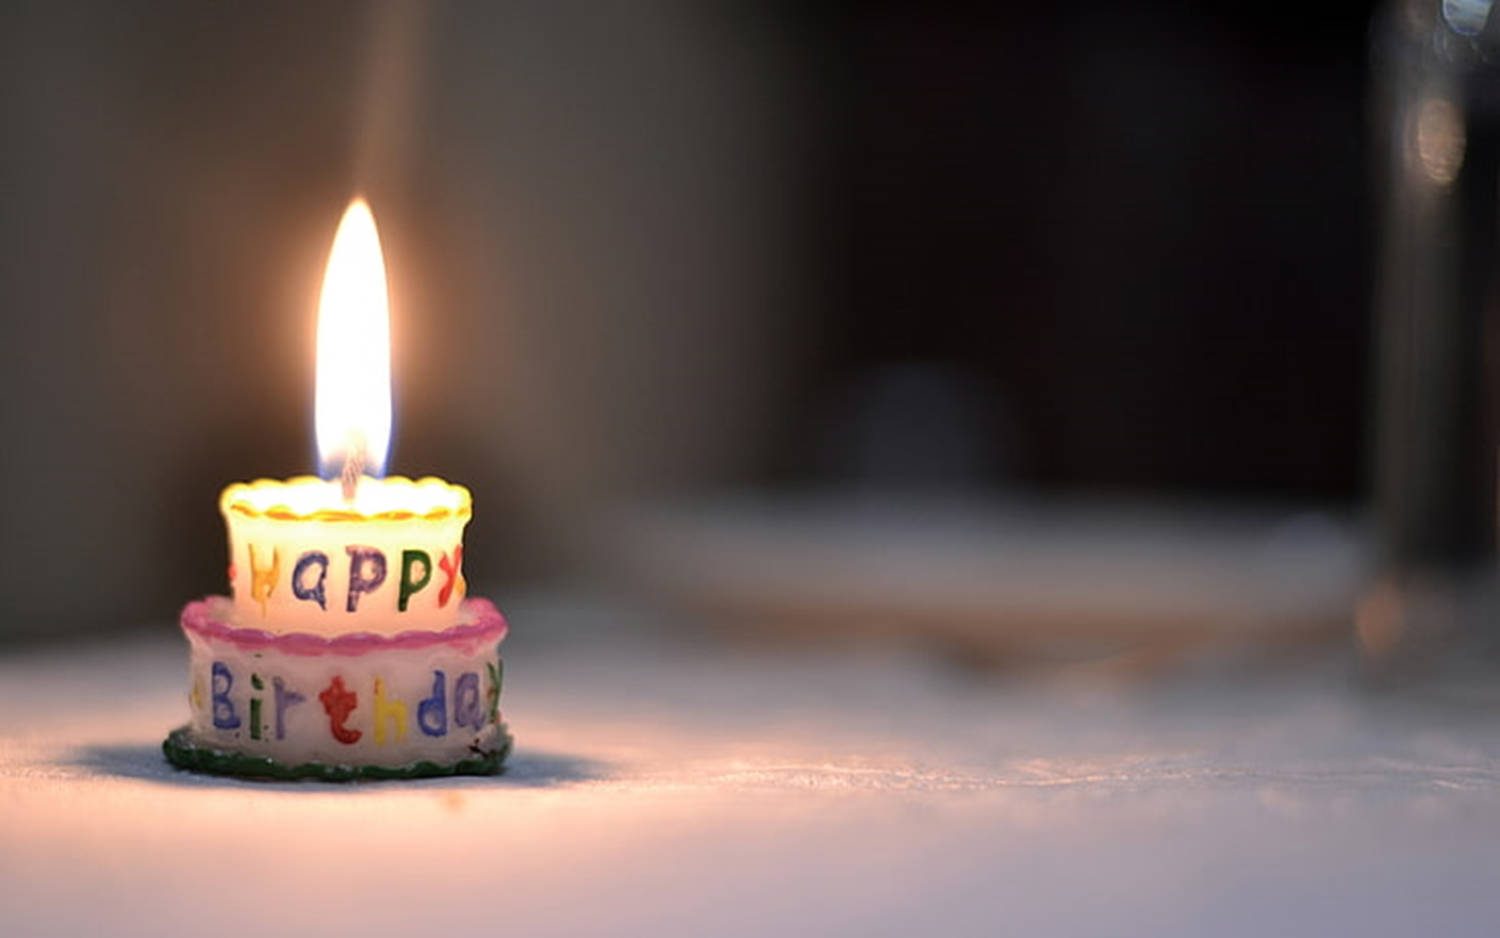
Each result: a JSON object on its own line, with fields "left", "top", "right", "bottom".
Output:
{"left": 340, "top": 445, "right": 366, "bottom": 504}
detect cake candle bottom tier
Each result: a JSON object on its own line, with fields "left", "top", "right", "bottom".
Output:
{"left": 166, "top": 596, "right": 509, "bottom": 776}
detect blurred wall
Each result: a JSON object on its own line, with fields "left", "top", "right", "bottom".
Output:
{"left": 0, "top": 1, "right": 1380, "bottom": 640}
{"left": 0, "top": 1, "right": 815, "bottom": 636}
{"left": 797, "top": 4, "right": 1372, "bottom": 495}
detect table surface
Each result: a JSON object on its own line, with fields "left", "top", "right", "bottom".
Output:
{"left": 5, "top": 596, "right": 1500, "bottom": 937}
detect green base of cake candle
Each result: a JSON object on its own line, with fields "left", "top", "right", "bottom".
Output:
{"left": 163, "top": 724, "right": 512, "bottom": 781}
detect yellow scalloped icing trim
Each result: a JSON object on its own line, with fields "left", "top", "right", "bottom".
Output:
{"left": 220, "top": 475, "right": 472, "bottom": 523}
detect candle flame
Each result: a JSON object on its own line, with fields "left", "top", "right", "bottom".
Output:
{"left": 316, "top": 198, "right": 392, "bottom": 493}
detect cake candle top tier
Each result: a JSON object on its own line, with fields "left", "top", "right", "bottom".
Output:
{"left": 220, "top": 475, "right": 471, "bottom": 635}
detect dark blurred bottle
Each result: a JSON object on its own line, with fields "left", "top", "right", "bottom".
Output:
{"left": 1365, "top": 0, "right": 1500, "bottom": 677}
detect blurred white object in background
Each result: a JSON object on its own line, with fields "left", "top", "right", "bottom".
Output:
{"left": 607, "top": 495, "right": 1366, "bottom": 669}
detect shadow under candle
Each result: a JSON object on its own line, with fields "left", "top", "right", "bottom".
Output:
{"left": 65, "top": 742, "right": 612, "bottom": 792}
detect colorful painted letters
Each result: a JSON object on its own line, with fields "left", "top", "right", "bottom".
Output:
{"left": 209, "top": 663, "right": 500, "bottom": 746}
{"left": 417, "top": 670, "right": 447, "bottom": 737}
{"left": 292, "top": 551, "right": 330, "bottom": 610}
{"left": 273, "top": 677, "right": 305, "bottom": 741}
{"left": 211, "top": 661, "right": 240, "bottom": 729}
{"left": 372, "top": 677, "right": 408, "bottom": 744}
{"left": 244, "top": 543, "right": 464, "bottom": 614}
{"left": 249, "top": 673, "right": 264, "bottom": 740}
{"left": 485, "top": 660, "right": 502, "bottom": 725}
{"left": 319, "top": 675, "right": 362, "bottom": 744}
{"left": 399, "top": 550, "right": 432, "bottom": 612}
{"left": 344, "top": 546, "right": 387, "bottom": 612}
{"left": 248, "top": 545, "right": 280, "bottom": 617}
{"left": 454, "top": 672, "right": 482, "bottom": 730}
{"left": 437, "top": 546, "right": 463, "bottom": 608}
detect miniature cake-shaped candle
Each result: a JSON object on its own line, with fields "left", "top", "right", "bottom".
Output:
{"left": 164, "top": 199, "right": 511, "bottom": 779}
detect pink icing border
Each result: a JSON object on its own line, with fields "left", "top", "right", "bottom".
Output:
{"left": 180, "top": 596, "right": 507, "bottom": 657}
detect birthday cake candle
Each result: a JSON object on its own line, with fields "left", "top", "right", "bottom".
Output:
{"left": 163, "top": 200, "right": 510, "bottom": 780}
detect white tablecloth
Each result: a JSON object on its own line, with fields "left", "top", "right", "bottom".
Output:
{"left": 4, "top": 597, "right": 1500, "bottom": 937}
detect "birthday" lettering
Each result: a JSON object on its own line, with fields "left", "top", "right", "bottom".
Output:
{"left": 207, "top": 661, "right": 499, "bottom": 745}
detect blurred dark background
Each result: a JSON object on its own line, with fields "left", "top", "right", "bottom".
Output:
{"left": 801, "top": 2, "right": 1371, "bottom": 500}
{"left": 0, "top": 1, "right": 1381, "bottom": 638}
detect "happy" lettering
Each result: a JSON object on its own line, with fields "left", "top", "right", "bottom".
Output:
{"left": 241, "top": 543, "right": 463, "bottom": 616}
